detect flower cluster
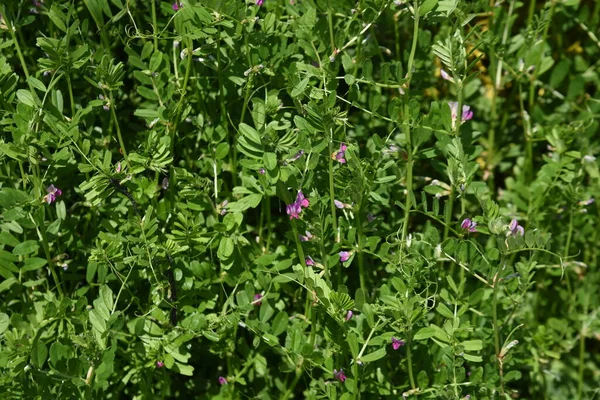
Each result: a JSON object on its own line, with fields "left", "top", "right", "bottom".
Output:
{"left": 392, "top": 337, "right": 405, "bottom": 350}
{"left": 333, "top": 368, "right": 346, "bottom": 382}
{"left": 44, "top": 185, "right": 62, "bottom": 204}
{"left": 286, "top": 191, "right": 309, "bottom": 219}
{"left": 461, "top": 218, "right": 477, "bottom": 233}
{"left": 332, "top": 143, "right": 348, "bottom": 163}
{"left": 448, "top": 102, "right": 473, "bottom": 129}
{"left": 507, "top": 219, "right": 524, "bottom": 236}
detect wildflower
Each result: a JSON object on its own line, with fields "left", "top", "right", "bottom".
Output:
{"left": 286, "top": 202, "right": 302, "bottom": 219}
{"left": 332, "top": 143, "right": 348, "bottom": 163}
{"left": 334, "top": 199, "right": 352, "bottom": 209}
{"left": 253, "top": 293, "right": 263, "bottom": 306}
{"left": 116, "top": 161, "right": 122, "bottom": 173}
{"left": 339, "top": 251, "right": 351, "bottom": 262}
{"left": 448, "top": 102, "right": 473, "bottom": 129}
{"left": 299, "top": 231, "right": 313, "bottom": 242}
{"left": 583, "top": 155, "right": 596, "bottom": 162}
{"left": 43, "top": 185, "right": 62, "bottom": 204}
{"left": 296, "top": 191, "right": 309, "bottom": 208}
{"left": 289, "top": 150, "right": 304, "bottom": 162}
{"left": 440, "top": 69, "right": 452, "bottom": 82}
{"left": 156, "top": 361, "right": 164, "bottom": 368}
{"left": 256, "top": 0, "right": 264, "bottom": 5}
{"left": 218, "top": 200, "right": 228, "bottom": 216}
{"left": 218, "top": 376, "right": 227, "bottom": 385}
{"left": 392, "top": 337, "right": 405, "bottom": 350}
{"left": 305, "top": 256, "right": 315, "bottom": 266}
{"left": 161, "top": 177, "right": 169, "bottom": 190}
{"left": 345, "top": 310, "right": 353, "bottom": 321}
{"left": 258, "top": 168, "right": 266, "bottom": 174}
{"left": 333, "top": 369, "right": 346, "bottom": 382}
{"left": 579, "top": 198, "right": 594, "bottom": 206}
{"left": 172, "top": 1, "right": 181, "bottom": 10}
{"left": 507, "top": 219, "right": 524, "bottom": 236}
{"left": 461, "top": 218, "right": 477, "bottom": 233}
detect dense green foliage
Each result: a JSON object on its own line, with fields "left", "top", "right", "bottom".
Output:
{"left": 1, "top": 0, "right": 599, "bottom": 398}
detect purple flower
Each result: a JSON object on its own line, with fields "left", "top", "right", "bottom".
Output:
{"left": 299, "top": 231, "right": 313, "bottom": 242}
{"left": 290, "top": 150, "right": 304, "bottom": 162}
{"left": 116, "top": 161, "right": 122, "bottom": 173}
{"left": 392, "top": 337, "right": 405, "bottom": 350}
{"left": 332, "top": 143, "right": 348, "bottom": 163}
{"left": 256, "top": 0, "right": 264, "bottom": 5}
{"left": 345, "top": 310, "right": 353, "bottom": 321}
{"left": 339, "top": 251, "right": 351, "bottom": 263}
{"left": 508, "top": 219, "right": 524, "bottom": 236}
{"left": 579, "top": 198, "right": 594, "bottom": 206}
{"left": 440, "top": 69, "right": 452, "bottom": 82}
{"left": 258, "top": 168, "right": 266, "bottom": 174}
{"left": 253, "top": 293, "right": 263, "bottom": 306}
{"left": 448, "top": 102, "right": 474, "bottom": 129}
{"left": 305, "top": 256, "right": 315, "bottom": 266}
{"left": 286, "top": 191, "right": 309, "bottom": 219}
{"left": 218, "top": 376, "right": 227, "bottom": 385}
{"left": 333, "top": 369, "right": 346, "bottom": 382}
{"left": 334, "top": 200, "right": 345, "bottom": 209}
{"left": 172, "top": 2, "right": 181, "bottom": 10}
{"left": 461, "top": 218, "right": 477, "bottom": 233}
{"left": 44, "top": 185, "right": 62, "bottom": 204}
{"left": 156, "top": 361, "right": 164, "bottom": 368}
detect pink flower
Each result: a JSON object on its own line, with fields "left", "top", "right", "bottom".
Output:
{"left": 440, "top": 69, "right": 452, "bottom": 82}
{"left": 172, "top": 2, "right": 181, "bottom": 10}
{"left": 286, "top": 190, "right": 309, "bottom": 219}
{"left": 345, "top": 310, "right": 353, "bottom": 321}
{"left": 332, "top": 143, "right": 348, "bottom": 163}
{"left": 253, "top": 293, "right": 263, "bottom": 306}
{"left": 508, "top": 219, "right": 524, "bottom": 236}
{"left": 218, "top": 376, "right": 227, "bottom": 385}
{"left": 256, "top": 0, "right": 264, "bottom": 5}
{"left": 339, "top": 251, "right": 351, "bottom": 262}
{"left": 299, "top": 231, "right": 313, "bottom": 242}
{"left": 448, "top": 102, "right": 474, "bottom": 129}
{"left": 333, "top": 368, "right": 346, "bottom": 382}
{"left": 43, "top": 184, "right": 62, "bottom": 204}
{"left": 258, "top": 168, "right": 266, "bottom": 174}
{"left": 461, "top": 218, "right": 477, "bottom": 233}
{"left": 305, "top": 256, "right": 315, "bottom": 266}
{"left": 156, "top": 361, "right": 164, "bottom": 368}
{"left": 391, "top": 337, "right": 405, "bottom": 350}
{"left": 334, "top": 200, "right": 345, "bottom": 209}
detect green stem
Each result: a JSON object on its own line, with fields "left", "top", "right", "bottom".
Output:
{"left": 280, "top": 368, "right": 303, "bottom": 400}
{"left": 328, "top": 127, "right": 338, "bottom": 241}
{"left": 527, "top": 0, "right": 557, "bottom": 109}
{"left": 492, "top": 276, "right": 503, "bottom": 394}
{"left": 67, "top": 74, "right": 76, "bottom": 117}
{"left": 36, "top": 214, "right": 64, "bottom": 298}
{"left": 151, "top": 0, "right": 159, "bottom": 51}
{"left": 327, "top": 0, "right": 335, "bottom": 52}
{"left": 110, "top": 94, "right": 130, "bottom": 170}
{"left": 577, "top": 297, "right": 588, "bottom": 400}
{"left": 400, "top": 0, "right": 419, "bottom": 246}
{"left": 9, "top": 27, "right": 30, "bottom": 82}
{"left": 443, "top": 188, "right": 455, "bottom": 242}
{"left": 356, "top": 212, "right": 366, "bottom": 293}
{"left": 406, "top": 330, "right": 416, "bottom": 389}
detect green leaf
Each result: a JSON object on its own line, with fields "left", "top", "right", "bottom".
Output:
{"left": 22, "top": 257, "right": 47, "bottom": 271}
{"left": 461, "top": 340, "right": 483, "bottom": 351}
{"left": 348, "top": 332, "right": 359, "bottom": 358}
{"left": 360, "top": 347, "right": 386, "bottom": 363}
{"left": 414, "top": 326, "right": 438, "bottom": 340}
{"left": 31, "top": 340, "right": 48, "bottom": 368}
{"left": 0, "top": 313, "right": 9, "bottom": 335}
{"left": 217, "top": 237, "right": 234, "bottom": 260}
{"left": 214, "top": 143, "right": 230, "bottom": 160}
{"left": 271, "top": 311, "right": 288, "bottom": 336}
{"left": 17, "top": 90, "right": 36, "bottom": 107}
{"left": 419, "top": 0, "right": 439, "bottom": 15}
{"left": 263, "top": 152, "right": 277, "bottom": 170}
{"left": 291, "top": 77, "right": 309, "bottom": 98}
{"left": 13, "top": 240, "right": 40, "bottom": 256}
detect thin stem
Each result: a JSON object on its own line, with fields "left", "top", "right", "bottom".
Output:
{"left": 67, "top": 74, "right": 76, "bottom": 117}
{"left": 327, "top": 0, "right": 336, "bottom": 52}
{"left": 527, "top": 1, "right": 557, "bottom": 110}
{"left": 151, "top": 0, "right": 159, "bottom": 51}
{"left": 577, "top": 296, "right": 589, "bottom": 400}
{"left": 110, "top": 94, "right": 130, "bottom": 170}
{"left": 406, "top": 329, "right": 416, "bottom": 389}
{"left": 356, "top": 212, "right": 366, "bottom": 293}
{"left": 9, "top": 27, "right": 31, "bottom": 82}
{"left": 328, "top": 127, "right": 338, "bottom": 240}
{"left": 492, "top": 275, "right": 503, "bottom": 394}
